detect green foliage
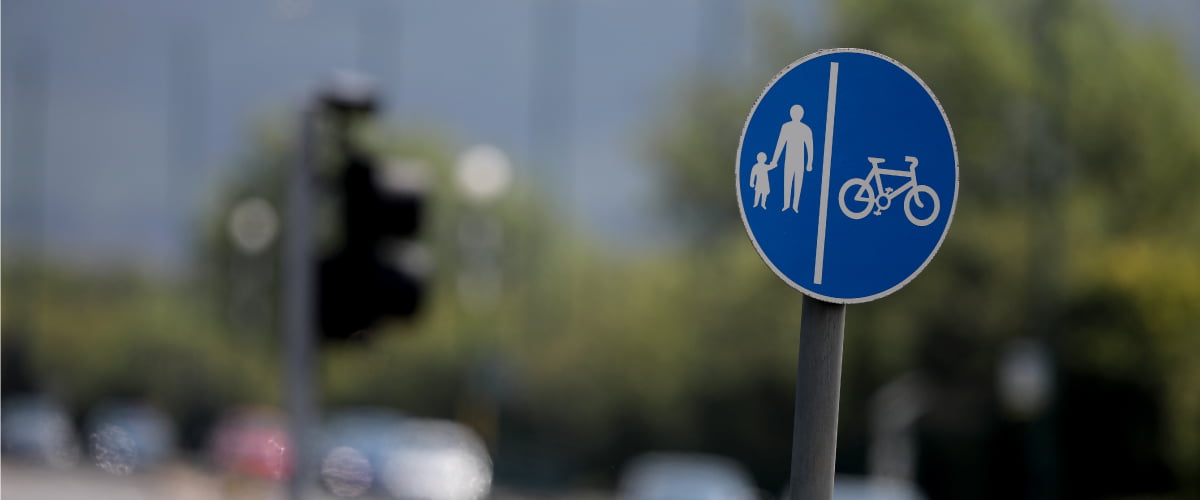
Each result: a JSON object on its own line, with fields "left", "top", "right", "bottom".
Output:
{"left": 2, "top": 261, "right": 277, "bottom": 434}
{"left": 649, "top": 80, "right": 761, "bottom": 240}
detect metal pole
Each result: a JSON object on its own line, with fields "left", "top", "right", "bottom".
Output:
{"left": 284, "top": 105, "right": 318, "bottom": 499}
{"left": 789, "top": 295, "right": 847, "bottom": 500}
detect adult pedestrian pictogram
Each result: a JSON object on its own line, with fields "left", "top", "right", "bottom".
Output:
{"left": 771, "top": 105, "right": 815, "bottom": 213}
{"left": 736, "top": 48, "right": 958, "bottom": 303}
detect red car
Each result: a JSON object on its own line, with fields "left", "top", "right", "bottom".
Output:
{"left": 210, "top": 408, "right": 293, "bottom": 481}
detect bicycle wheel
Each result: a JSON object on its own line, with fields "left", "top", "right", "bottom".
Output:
{"left": 839, "top": 178, "right": 874, "bottom": 219}
{"left": 904, "top": 184, "right": 940, "bottom": 226}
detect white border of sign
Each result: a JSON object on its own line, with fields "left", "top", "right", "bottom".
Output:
{"left": 736, "top": 48, "right": 960, "bottom": 304}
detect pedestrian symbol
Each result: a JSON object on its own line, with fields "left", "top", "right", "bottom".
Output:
{"left": 736, "top": 49, "right": 958, "bottom": 303}
{"left": 772, "top": 105, "right": 815, "bottom": 213}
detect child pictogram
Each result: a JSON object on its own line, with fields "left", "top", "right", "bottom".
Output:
{"left": 749, "top": 152, "right": 777, "bottom": 209}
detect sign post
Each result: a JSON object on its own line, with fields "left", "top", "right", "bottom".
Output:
{"left": 789, "top": 296, "right": 845, "bottom": 500}
{"left": 736, "top": 49, "right": 958, "bottom": 499}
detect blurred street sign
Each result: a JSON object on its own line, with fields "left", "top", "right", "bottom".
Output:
{"left": 737, "top": 48, "right": 958, "bottom": 303}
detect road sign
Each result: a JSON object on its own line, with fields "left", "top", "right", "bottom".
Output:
{"left": 737, "top": 48, "right": 958, "bottom": 303}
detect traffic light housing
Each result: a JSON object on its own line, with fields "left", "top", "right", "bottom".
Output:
{"left": 318, "top": 151, "right": 427, "bottom": 340}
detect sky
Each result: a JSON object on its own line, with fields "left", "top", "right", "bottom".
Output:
{"left": 2, "top": 0, "right": 1197, "bottom": 271}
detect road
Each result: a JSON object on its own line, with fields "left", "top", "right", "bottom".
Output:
{"left": 0, "top": 462, "right": 607, "bottom": 499}
{"left": 1, "top": 462, "right": 299, "bottom": 500}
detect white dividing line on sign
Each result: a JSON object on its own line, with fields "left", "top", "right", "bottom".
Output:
{"left": 813, "top": 62, "right": 839, "bottom": 285}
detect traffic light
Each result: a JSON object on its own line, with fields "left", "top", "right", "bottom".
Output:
{"left": 316, "top": 132, "right": 427, "bottom": 340}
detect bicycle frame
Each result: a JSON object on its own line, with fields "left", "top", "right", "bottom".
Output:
{"left": 865, "top": 156, "right": 920, "bottom": 207}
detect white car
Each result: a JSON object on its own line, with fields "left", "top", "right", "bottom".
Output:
{"left": 618, "top": 452, "right": 758, "bottom": 500}
{"left": 782, "top": 475, "right": 927, "bottom": 500}
{"left": 1, "top": 395, "right": 81, "bottom": 468}
{"left": 377, "top": 418, "right": 492, "bottom": 500}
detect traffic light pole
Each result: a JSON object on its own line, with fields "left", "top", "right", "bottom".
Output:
{"left": 788, "top": 295, "right": 846, "bottom": 500}
{"left": 284, "top": 105, "right": 318, "bottom": 499}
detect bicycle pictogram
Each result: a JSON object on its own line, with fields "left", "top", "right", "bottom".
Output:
{"left": 838, "top": 156, "right": 940, "bottom": 226}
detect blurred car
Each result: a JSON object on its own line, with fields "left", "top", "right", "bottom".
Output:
{"left": 832, "top": 476, "right": 927, "bottom": 500}
{"left": 209, "top": 407, "right": 293, "bottom": 481}
{"left": 85, "top": 401, "right": 176, "bottom": 474}
{"left": 378, "top": 418, "right": 492, "bottom": 500}
{"left": 781, "top": 475, "right": 928, "bottom": 500}
{"left": 0, "top": 394, "right": 81, "bottom": 468}
{"left": 617, "top": 452, "right": 758, "bottom": 500}
{"left": 317, "top": 407, "right": 406, "bottom": 498}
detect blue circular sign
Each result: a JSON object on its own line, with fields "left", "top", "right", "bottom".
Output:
{"left": 737, "top": 49, "right": 958, "bottom": 303}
